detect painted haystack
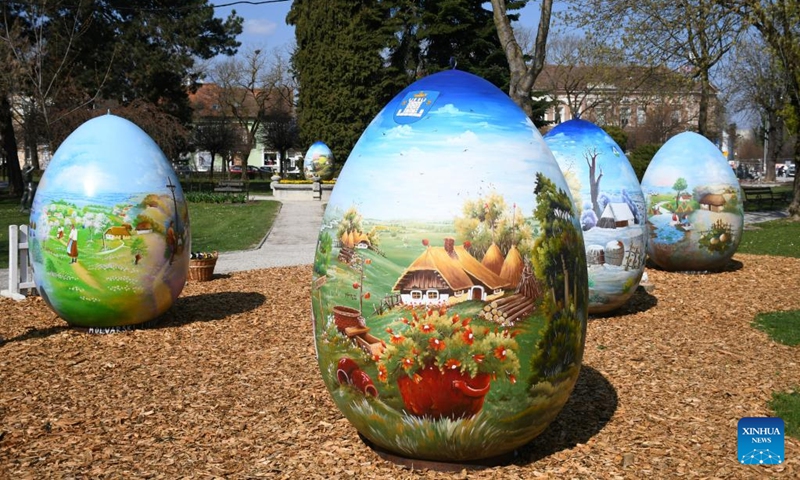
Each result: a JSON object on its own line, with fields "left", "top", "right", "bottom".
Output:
{"left": 340, "top": 230, "right": 371, "bottom": 249}
{"left": 499, "top": 244, "right": 524, "bottom": 287}
{"left": 482, "top": 242, "right": 505, "bottom": 274}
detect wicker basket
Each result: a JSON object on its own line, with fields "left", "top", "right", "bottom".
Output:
{"left": 188, "top": 257, "right": 218, "bottom": 282}
{"left": 333, "top": 305, "right": 365, "bottom": 333}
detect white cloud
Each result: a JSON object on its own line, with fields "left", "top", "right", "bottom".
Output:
{"left": 384, "top": 125, "right": 414, "bottom": 139}
{"left": 431, "top": 103, "right": 460, "bottom": 116}
{"left": 245, "top": 19, "right": 277, "bottom": 36}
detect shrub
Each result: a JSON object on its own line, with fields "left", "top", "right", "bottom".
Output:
{"left": 184, "top": 192, "right": 247, "bottom": 204}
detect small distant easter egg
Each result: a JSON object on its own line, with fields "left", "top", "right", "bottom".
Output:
{"left": 641, "top": 131, "right": 743, "bottom": 271}
{"left": 310, "top": 70, "right": 588, "bottom": 462}
{"left": 29, "top": 114, "right": 190, "bottom": 329}
{"left": 303, "top": 141, "right": 334, "bottom": 180}
{"left": 544, "top": 119, "right": 647, "bottom": 314}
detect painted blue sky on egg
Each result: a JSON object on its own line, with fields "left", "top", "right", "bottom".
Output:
{"left": 642, "top": 131, "right": 737, "bottom": 191}
{"left": 329, "top": 70, "right": 566, "bottom": 221}
{"left": 544, "top": 119, "right": 641, "bottom": 192}
{"left": 37, "top": 114, "right": 178, "bottom": 199}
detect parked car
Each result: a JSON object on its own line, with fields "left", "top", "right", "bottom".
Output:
{"left": 789, "top": 163, "right": 796, "bottom": 177}
{"left": 258, "top": 165, "right": 276, "bottom": 175}
{"left": 229, "top": 165, "right": 260, "bottom": 179}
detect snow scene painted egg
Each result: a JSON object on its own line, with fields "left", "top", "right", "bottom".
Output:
{"left": 29, "top": 114, "right": 190, "bottom": 330}
{"left": 303, "top": 141, "right": 335, "bottom": 180}
{"left": 641, "top": 131, "right": 743, "bottom": 271}
{"left": 311, "top": 70, "right": 588, "bottom": 462}
{"left": 544, "top": 119, "right": 647, "bottom": 314}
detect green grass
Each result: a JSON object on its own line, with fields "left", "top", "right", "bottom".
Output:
{"left": 738, "top": 219, "right": 800, "bottom": 258}
{"left": 753, "top": 310, "right": 800, "bottom": 346}
{"left": 188, "top": 200, "right": 280, "bottom": 253}
{"left": 753, "top": 309, "right": 800, "bottom": 437}
{"left": 769, "top": 390, "right": 800, "bottom": 440}
{"left": 0, "top": 197, "right": 34, "bottom": 267}
{"left": 1, "top": 195, "right": 279, "bottom": 267}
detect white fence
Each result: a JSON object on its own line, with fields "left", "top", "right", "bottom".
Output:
{"left": 2, "top": 224, "right": 36, "bottom": 300}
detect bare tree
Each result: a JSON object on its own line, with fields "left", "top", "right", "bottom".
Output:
{"left": 564, "top": 0, "right": 743, "bottom": 139}
{"left": 490, "top": 0, "right": 553, "bottom": 117}
{"left": 722, "top": 35, "right": 789, "bottom": 182}
{"left": 192, "top": 118, "right": 239, "bottom": 180}
{"left": 208, "top": 47, "right": 295, "bottom": 178}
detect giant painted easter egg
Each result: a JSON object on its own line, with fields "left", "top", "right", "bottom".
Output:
{"left": 641, "top": 131, "right": 743, "bottom": 271}
{"left": 303, "top": 141, "right": 335, "bottom": 180}
{"left": 29, "top": 114, "right": 190, "bottom": 329}
{"left": 544, "top": 119, "right": 647, "bottom": 314}
{"left": 311, "top": 70, "right": 588, "bottom": 462}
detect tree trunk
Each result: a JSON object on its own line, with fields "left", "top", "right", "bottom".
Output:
{"left": 0, "top": 95, "right": 23, "bottom": 196}
{"left": 766, "top": 112, "right": 784, "bottom": 183}
{"left": 697, "top": 69, "right": 711, "bottom": 137}
{"left": 586, "top": 150, "right": 602, "bottom": 216}
{"left": 790, "top": 133, "right": 800, "bottom": 219}
{"left": 491, "top": 0, "right": 553, "bottom": 118}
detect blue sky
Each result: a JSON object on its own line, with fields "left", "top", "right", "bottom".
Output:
{"left": 327, "top": 70, "right": 567, "bottom": 221}
{"left": 211, "top": 1, "right": 552, "bottom": 55}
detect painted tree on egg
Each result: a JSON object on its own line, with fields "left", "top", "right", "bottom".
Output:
{"left": 529, "top": 173, "right": 588, "bottom": 386}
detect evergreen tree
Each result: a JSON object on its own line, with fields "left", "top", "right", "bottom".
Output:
{"left": 288, "top": 0, "right": 394, "bottom": 166}
{"left": 0, "top": 0, "right": 242, "bottom": 183}
{"left": 415, "top": 0, "right": 515, "bottom": 90}
{"left": 529, "top": 173, "right": 588, "bottom": 386}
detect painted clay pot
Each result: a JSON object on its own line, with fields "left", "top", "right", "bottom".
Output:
{"left": 311, "top": 70, "right": 587, "bottom": 462}
{"left": 397, "top": 364, "right": 491, "bottom": 420}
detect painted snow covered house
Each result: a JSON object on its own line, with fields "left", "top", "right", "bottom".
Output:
{"left": 597, "top": 202, "right": 635, "bottom": 229}
{"left": 392, "top": 237, "right": 511, "bottom": 306}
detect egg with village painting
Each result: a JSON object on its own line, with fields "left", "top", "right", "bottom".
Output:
{"left": 303, "top": 141, "right": 335, "bottom": 180}
{"left": 544, "top": 119, "right": 647, "bottom": 314}
{"left": 641, "top": 131, "right": 743, "bottom": 272}
{"left": 310, "top": 69, "right": 588, "bottom": 462}
{"left": 28, "top": 114, "right": 190, "bottom": 330}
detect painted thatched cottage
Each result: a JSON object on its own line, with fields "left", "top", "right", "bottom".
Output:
{"left": 393, "top": 238, "right": 511, "bottom": 306}
{"left": 105, "top": 225, "right": 132, "bottom": 240}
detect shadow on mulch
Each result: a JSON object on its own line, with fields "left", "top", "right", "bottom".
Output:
{"left": 645, "top": 258, "right": 744, "bottom": 274}
{"left": 591, "top": 287, "right": 658, "bottom": 319}
{"left": 511, "top": 365, "right": 618, "bottom": 465}
{"left": 0, "top": 325, "right": 70, "bottom": 346}
{"left": 364, "top": 365, "right": 618, "bottom": 471}
{"left": 157, "top": 291, "right": 267, "bottom": 328}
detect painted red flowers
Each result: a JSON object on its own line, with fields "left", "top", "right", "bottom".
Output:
{"left": 375, "top": 307, "right": 520, "bottom": 386}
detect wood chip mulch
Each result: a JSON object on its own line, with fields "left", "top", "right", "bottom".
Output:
{"left": 2, "top": 253, "right": 800, "bottom": 479}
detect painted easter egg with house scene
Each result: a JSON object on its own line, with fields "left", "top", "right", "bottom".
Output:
{"left": 544, "top": 119, "right": 647, "bottom": 314}
{"left": 641, "top": 131, "right": 743, "bottom": 272}
{"left": 28, "top": 114, "right": 190, "bottom": 330}
{"left": 311, "top": 70, "right": 588, "bottom": 461}
{"left": 302, "top": 140, "right": 335, "bottom": 181}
